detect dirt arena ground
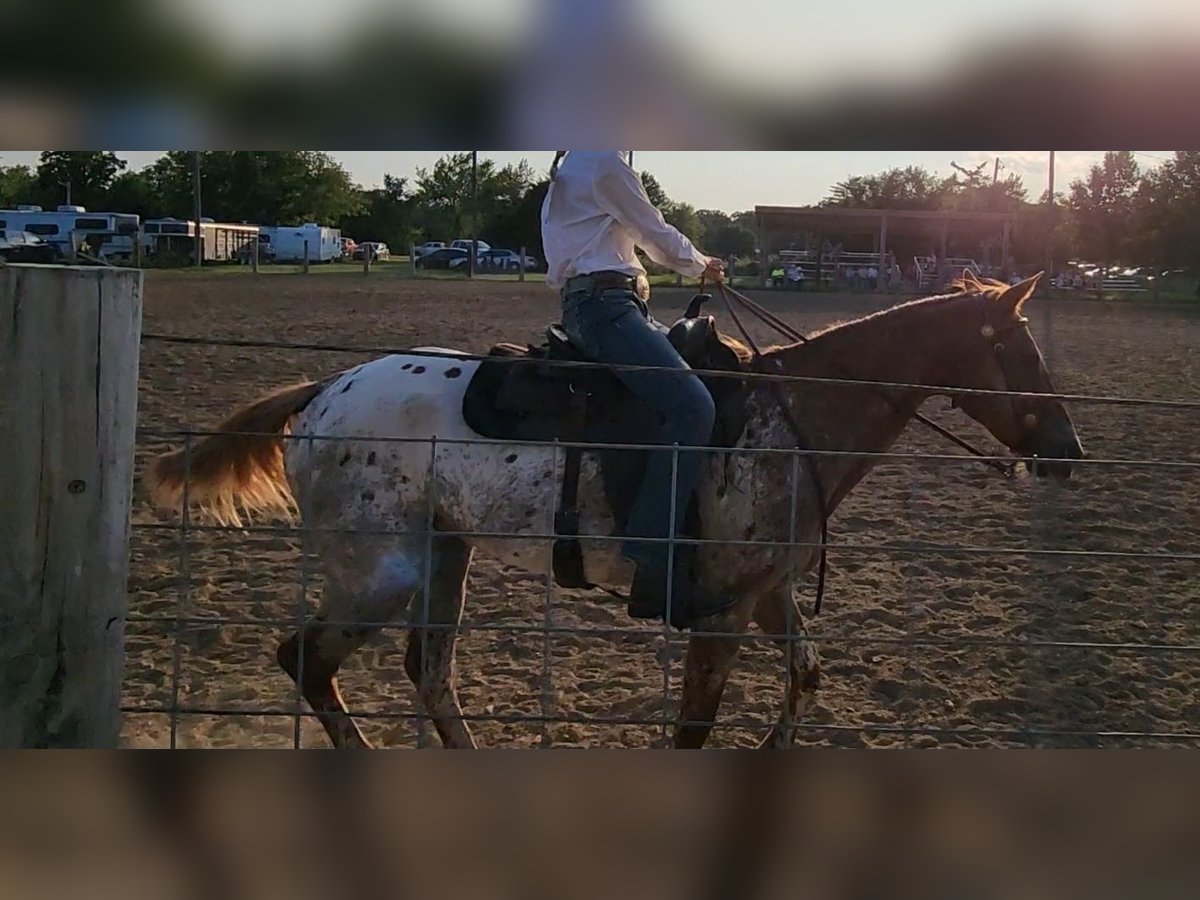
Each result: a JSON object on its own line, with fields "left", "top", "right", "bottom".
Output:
{"left": 124, "top": 271, "right": 1200, "bottom": 748}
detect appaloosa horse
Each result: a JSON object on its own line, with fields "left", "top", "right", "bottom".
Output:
{"left": 150, "top": 273, "right": 1082, "bottom": 749}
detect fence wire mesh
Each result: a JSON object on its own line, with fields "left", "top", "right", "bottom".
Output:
{"left": 126, "top": 298, "right": 1200, "bottom": 749}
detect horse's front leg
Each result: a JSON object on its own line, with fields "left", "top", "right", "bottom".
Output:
{"left": 674, "top": 598, "right": 757, "bottom": 749}
{"left": 753, "top": 585, "right": 820, "bottom": 749}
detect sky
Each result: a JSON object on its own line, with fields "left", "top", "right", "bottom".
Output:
{"left": 0, "top": 151, "right": 1171, "bottom": 212}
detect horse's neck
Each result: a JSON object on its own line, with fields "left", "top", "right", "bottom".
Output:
{"left": 759, "top": 301, "right": 961, "bottom": 511}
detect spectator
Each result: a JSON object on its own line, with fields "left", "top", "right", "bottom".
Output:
{"left": 866, "top": 265, "right": 879, "bottom": 288}
{"left": 786, "top": 264, "right": 804, "bottom": 290}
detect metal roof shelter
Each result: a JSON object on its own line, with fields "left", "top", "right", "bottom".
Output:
{"left": 754, "top": 206, "right": 1017, "bottom": 290}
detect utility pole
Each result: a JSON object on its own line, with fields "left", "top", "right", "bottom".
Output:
{"left": 192, "top": 151, "right": 202, "bottom": 269}
{"left": 468, "top": 150, "right": 477, "bottom": 280}
{"left": 992, "top": 157, "right": 1003, "bottom": 185}
{"left": 1045, "top": 150, "right": 1056, "bottom": 278}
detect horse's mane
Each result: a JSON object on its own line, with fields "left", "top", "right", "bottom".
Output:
{"left": 720, "top": 271, "right": 1020, "bottom": 363}
{"left": 716, "top": 331, "right": 756, "bottom": 363}
{"left": 947, "top": 274, "right": 1010, "bottom": 299}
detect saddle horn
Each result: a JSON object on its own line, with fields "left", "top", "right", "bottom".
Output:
{"left": 685, "top": 293, "right": 712, "bottom": 319}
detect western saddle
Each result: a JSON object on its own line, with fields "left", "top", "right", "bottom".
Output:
{"left": 461, "top": 295, "right": 750, "bottom": 590}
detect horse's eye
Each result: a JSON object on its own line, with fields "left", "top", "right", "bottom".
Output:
{"left": 994, "top": 342, "right": 1005, "bottom": 353}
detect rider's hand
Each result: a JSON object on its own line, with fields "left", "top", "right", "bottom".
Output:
{"left": 702, "top": 256, "right": 726, "bottom": 283}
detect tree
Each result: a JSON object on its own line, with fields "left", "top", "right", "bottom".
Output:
{"left": 941, "top": 172, "right": 1027, "bottom": 213}
{"left": 339, "top": 174, "right": 417, "bottom": 249}
{"left": 0, "top": 163, "right": 37, "bottom": 207}
{"left": 412, "top": 153, "right": 536, "bottom": 243}
{"left": 1131, "top": 151, "right": 1200, "bottom": 276}
{"left": 36, "top": 152, "right": 126, "bottom": 209}
{"left": 665, "top": 201, "right": 701, "bottom": 244}
{"left": 412, "top": 152, "right": 478, "bottom": 240}
{"left": 106, "top": 169, "right": 165, "bottom": 220}
{"left": 145, "top": 151, "right": 361, "bottom": 224}
{"left": 697, "top": 209, "right": 757, "bottom": 259}
{"left": 1065, "top": 151, "right": 1141, "bottom": 266}
{"left": 640, "top": 171, "right": 670, "bottom": 210}
{"left": 823, "top": 166, "right": 945, "bottom": 209}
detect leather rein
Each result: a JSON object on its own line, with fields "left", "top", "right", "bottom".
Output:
{"left": 709, "top": 280, "right": 1018, "bottom": 615}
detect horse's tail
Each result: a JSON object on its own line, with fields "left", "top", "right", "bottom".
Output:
{"left": 149, "top": 380, "right": 327, "bottom": 525}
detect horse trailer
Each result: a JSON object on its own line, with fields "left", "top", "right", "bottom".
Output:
{"left": 142, "top": 218, "right": 261, "bottom": 265}
{"left": 260, "top": 224, "right": 343, "bottom": 263}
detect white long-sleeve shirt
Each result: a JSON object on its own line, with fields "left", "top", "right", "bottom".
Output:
{"left": 540, "top": 151, "right": 708, "bottom": 292}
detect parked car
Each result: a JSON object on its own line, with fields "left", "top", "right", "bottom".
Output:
{"left": 416, "top": 247, "right": 469, "bottom": 269}
{"left": 449, "top": 248, "right": 540, "bottom": 272}
{"left": 352, "top": 241, "right": 391, "bottom": 261}
{"left": 414, "top": 241, "right": 446, "bottom": 258}
{"left": 449, "top": 239, "right": 491, "bottom": 253}
{"left": 0, "top": 229, "right": 58, "bottom": 263}
{"left": 236, "top": 236, "right": 276, "bottom": 263}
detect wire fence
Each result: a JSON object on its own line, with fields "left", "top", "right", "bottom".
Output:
{"left": 127, "top": 311, "right": 1200, "bottom": 749}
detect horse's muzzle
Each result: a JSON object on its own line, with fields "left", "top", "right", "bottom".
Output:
{"left": 1020, "top": 432, "right": 1084, "bottom": 479}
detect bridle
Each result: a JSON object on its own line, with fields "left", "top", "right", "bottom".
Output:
{"left": 709, "top": 280, "right": 1025, "bottom": 615}
{"left": 969, "top": 309, "right": 1047, "bottom": 455}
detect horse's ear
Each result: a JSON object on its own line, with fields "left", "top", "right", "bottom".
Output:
{"left": 1000, "top": 272, "right": 1042, "bottom": 316}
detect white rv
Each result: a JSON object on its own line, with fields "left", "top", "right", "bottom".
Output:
{"left": 0, "top": 205, "right": 140, "bottom": 260}
{"left": 260, "top": 223, "right": 343, "bottom": 263}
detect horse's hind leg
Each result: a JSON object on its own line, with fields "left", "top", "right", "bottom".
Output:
{"left": 752, "top": 587, "right": 820, "bottom": 749}
{"left": 278, "top": 544, "right": 423, "bottom": 749}
{"left": 277, "top": 604, "right": 376, "bottom": 750}
{"left": 674, "top": 601, "right": 756, "bottom": 749}
{"left": 404, "top": 534, "right": 477, "bottom": 749}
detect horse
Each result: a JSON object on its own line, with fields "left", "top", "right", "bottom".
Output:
{"left": 148, "top": 273, "right": 1083, "bottom": 749}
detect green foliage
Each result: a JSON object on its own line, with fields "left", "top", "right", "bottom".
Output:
{"left": 412, "top": 152, "right": 535, "bottom": 243}
{"left": 640, "top": 171, "right": 670, "bottom": 209}
{"left": 339, "top": 174, "right": 415, "bottom": 249}
{"left": 1065, "top": 151, "right": 1141, "bottom": 266}
{"left": 36, "top": 151, "right": 126, "bottom": 209}
{"left": 0, "top": 163, "right": 37, "bottom": 207}
{"left": 823, "top": 166, "right": 944, "bottom": 210}
{"left": 697, "top": 209, "right": 756, "bottom": 259}
{"left": 1124, "top": 152, "right": 1200, "bottom": 274}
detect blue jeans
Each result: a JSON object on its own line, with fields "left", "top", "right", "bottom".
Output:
{"left": 562, "top": 287, "right": 716, "bottom": 567}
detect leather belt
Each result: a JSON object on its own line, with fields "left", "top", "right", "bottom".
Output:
{"left": 564, "top": 270, "right": 651, "bottom": 302}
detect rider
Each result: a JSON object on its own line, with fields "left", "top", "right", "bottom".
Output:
{"left": 541, "top": 150, "right": 738, "bottom": 628}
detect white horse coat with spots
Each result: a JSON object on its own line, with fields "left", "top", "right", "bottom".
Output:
{"left": 285, "top": 349, "right": 809, "bottom": 623}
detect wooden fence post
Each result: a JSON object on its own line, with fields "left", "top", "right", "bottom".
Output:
{"left": 0, "top": 264, "right": 143, "bottom": 747}
{"left": 251, "top": 234, "right": 259, "bottom": 273}
{"left": 303, "top": 239, "right": 311, "bottom": 275}
{"left": 519, "top": 245, "right": 526, "bottom": 282}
